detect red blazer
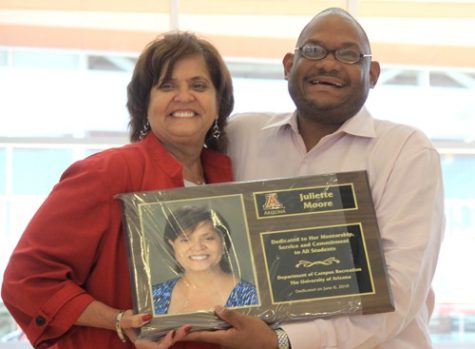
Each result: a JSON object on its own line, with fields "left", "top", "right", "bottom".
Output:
{"left": 1, "top": 134, "right": 232, "bottom": 349}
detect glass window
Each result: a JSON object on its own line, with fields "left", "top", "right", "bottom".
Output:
{"left": 0, "top": 68, "right": 131, "bottom": 138}
{"left": 11, "top": 50, "right": 81, "bottom": 70}
{"left": 88, "top": 55, "right": 136, "bottom": 72}
{"left": 84, "top": 148, "right": 107, "bottom": 157}
{"left": 430, "top": 72, "right": 465, "bottom": 88}
{"left": 0, "top": 200, "right": 6, "bottom": 252}
{"left": 384, "top": 70, "right": 419, "bottom": 86}
{"left": 0, "top": 148, "right": 5, "bottom": 194}
{"left": 431, "top": 154, "right": 475, "bottom": 344}
{"left": 12, "top": 149, "right": 73, "bottom": 195}
{"left": 367, "top": 66, "right": 475, "bottom": 142}
{"left": 442, "top": 154, "right": 475, "bottom": 199}
{"left": 0, "top": 49, "right": 7, "bottom": 66}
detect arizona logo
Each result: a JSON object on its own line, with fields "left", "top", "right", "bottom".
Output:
{"left": 262, "top": 192, "right": 284, "bottom": 210}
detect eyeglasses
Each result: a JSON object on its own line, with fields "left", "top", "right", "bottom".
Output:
{"left": 295, "top": 43, "right": 372, "bottom": 64}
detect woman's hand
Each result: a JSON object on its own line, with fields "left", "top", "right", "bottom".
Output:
{"left": 119, "top": 309, "right": 192, "bottom": 348}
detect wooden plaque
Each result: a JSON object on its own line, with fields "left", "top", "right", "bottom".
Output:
{"left": 118, "top": 171, "right": 394, "bottom": 340}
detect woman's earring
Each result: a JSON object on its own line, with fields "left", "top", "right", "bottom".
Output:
{"left": 212, "top": 119, "right": 221, "bottom": 140}
{"left": 139, "top": 121, "right": 150, "bottom": 139}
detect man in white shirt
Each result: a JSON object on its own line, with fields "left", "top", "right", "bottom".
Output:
{"left": 185, "top": 7, "right": 445, "bottom": 349}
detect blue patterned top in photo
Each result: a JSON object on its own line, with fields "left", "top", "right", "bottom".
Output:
{"left": 152, "top": 277, "right": 258, "bottom": 314}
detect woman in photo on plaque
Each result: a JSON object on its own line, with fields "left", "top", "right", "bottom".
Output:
{"left": 153, "top": 205, "right": 258, "bottom": 314}
{"left": 1, "top": 31, "right": 234, "bottom": 349}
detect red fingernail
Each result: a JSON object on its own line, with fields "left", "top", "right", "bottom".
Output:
{"left": 184, "top": 326, "right": 192, "bottom": 334}
{"left": 171, "top": 330, "right": 176, "bottom": 339}
{"left": 142, "top": 314, "right": 153, "bottom": 322}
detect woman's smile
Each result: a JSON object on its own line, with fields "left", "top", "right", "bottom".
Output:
{"left": 170, "top": 110, "right": 197, "bottom": 118}
{"left": 188, "top": 254, "right": 209, "bottom": 261}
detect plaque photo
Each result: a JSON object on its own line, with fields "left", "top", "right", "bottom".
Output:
{"left": 118, "top": 171, "right": 394, "bottom": 340}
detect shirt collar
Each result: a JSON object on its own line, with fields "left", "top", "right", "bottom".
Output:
{"left": 262, "top": 112, "right": 296, "bottom": 130}
{"left": 338, "top": 107, "right": 376, "bottom": 138}
{"left": 262, "top": 107, "right": 376, "bottom": 139}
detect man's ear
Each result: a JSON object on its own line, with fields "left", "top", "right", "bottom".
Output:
{"left": 283, "top": 53, "right": 294, "bottom": 80}
{"left": 369, "top": 61, "right": 381, "bottom": 88}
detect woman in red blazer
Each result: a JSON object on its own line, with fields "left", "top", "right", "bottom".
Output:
{"left": 1, "top": 31, "right": 234, "bottom": 349}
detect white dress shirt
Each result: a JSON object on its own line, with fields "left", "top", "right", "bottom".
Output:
{"left": 226, "top": 107, "right": 445, "bottom": 349}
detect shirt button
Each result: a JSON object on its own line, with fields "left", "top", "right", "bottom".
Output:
{"left": 36, "top": 316, "right": 46, "bottom": 326}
